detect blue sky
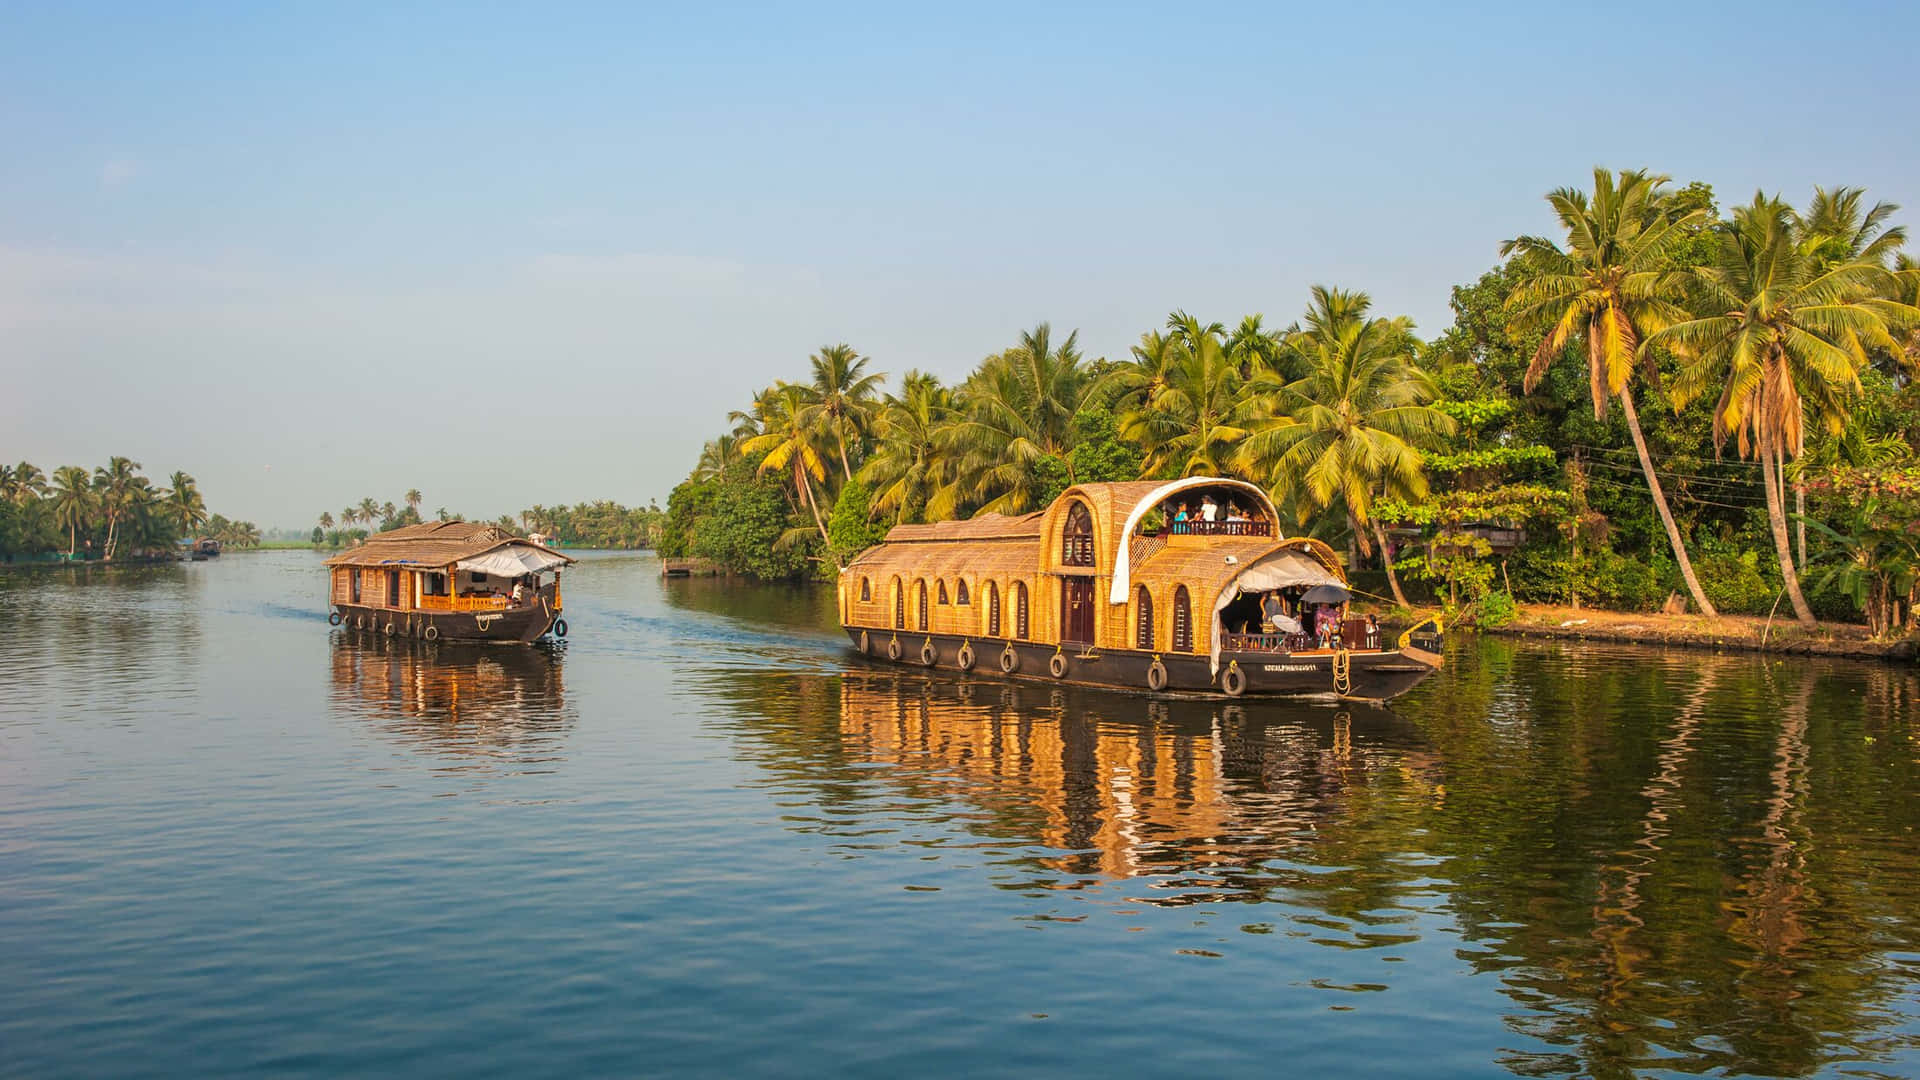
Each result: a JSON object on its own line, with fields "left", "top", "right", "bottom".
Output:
{"left": 4, "top": 2, "right": 1916, "bottom": 526}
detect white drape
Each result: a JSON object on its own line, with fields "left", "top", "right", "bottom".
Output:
{"left": 1209, "top": 549, "right": 1345, "bottom": 674}
{"left": 455, "top": 546, "right": 570, "bottom": 577}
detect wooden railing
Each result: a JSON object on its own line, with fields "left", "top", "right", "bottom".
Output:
{"left": 1159, "top": 520, "right": 1274, "bottom": 537}
{"left": 416, "top": 594, "right": 510, "bottom": 612}
{"left": 1223, "top": 621, "right": 1381, "bottom": 653}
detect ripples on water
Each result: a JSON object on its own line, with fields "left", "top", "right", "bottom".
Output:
{"left": 2, "top": 552, "right": 1917, "bottom": 1078}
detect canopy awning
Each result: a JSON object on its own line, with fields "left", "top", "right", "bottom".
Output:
{"left": 455, "top": 545, "right": 570, "bottom": 578}
{"left": 1209, "top": 549, "right": 1346, "bottom": 674}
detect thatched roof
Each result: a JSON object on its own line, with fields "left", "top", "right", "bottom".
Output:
{"left": 880, "top": 512, "right": 1043, "bottom": 544}
{"left": 323, "top": 521, "right": 573, "bottom": 571}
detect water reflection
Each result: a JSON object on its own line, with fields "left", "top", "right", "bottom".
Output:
{"left": 328, "top": 632, "right": 573, "bottom": 763}
{"left": 706, "top": 645, "right": 1920, "bottom": 1078}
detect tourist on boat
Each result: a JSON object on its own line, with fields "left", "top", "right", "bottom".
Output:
{"left": 511, "top": 579, "right": 527, "bottom": 606}
{"left": 1171, "top": 502, "right": 1191, "bottom": 533}
{"left": 1200, "top": 496, "right": 1218, "bottom": 522}
{"left": 1313, "top": 603, "right": 1342, "bottom": 646}
{"left": 1262, "top": 591, "right": 1303, "bottom": 635}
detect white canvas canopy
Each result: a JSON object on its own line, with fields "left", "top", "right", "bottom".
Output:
{"left": 1208, "top": 548, "right": 1346, "bottom": 674}
{"left": 456, "top": 545, "right": 570, "bottom": 578}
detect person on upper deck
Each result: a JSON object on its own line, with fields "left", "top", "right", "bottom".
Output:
{"left": 1171, "top": 502, "right": 1191, "bottom": 533}
{"left": 1199, "top": 495, "right": 1218, "bottom": 523}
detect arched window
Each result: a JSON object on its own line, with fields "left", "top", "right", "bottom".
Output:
{"left": 892, "top": 576, "right": 904, "bottom": 629}
{"left": 937, "top": 580, "right": 949, "bottom": 605}
{"left": 1013, "top": 581, "right": 1029, "bottom": 640}
{"left": 1172, "top": 585, "right": 1192, "bottom": 652}
{"left": 859, "top": 577, "right": 871, "bottom": 602}
{"left": 1062, "top": 501, "right": 1095, "bottom": 567}
{"left": 1136, "top": 585, "right": 1154, "bottom": 650}
{"left": 987, "top": 582, "right": 1001, "bottom": 636}
{"left": 916, "top": 579, "right": 929, "bottom": 631}
{"left": 955, "top": 579, "right": 969, "bottom": 606}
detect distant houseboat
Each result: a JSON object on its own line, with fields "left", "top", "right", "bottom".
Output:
{"left": 838, "top": 479, "right": 1443, "bottom": 701}
{"left": 323, "top": 521, "right": 574, "bottom": 644}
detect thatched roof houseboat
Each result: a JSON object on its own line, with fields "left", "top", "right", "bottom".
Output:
{"left": 838, "top": 478, "right": 1442, "bottom": 701}
{"left": 323, "top": 521, "right": 574, "bottom": 644}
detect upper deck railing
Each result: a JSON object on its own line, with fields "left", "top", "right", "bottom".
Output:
{"left": 1158, "top": 520, "right": 1274, "bottom": 538}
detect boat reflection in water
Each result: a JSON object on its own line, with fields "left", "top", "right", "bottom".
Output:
{"left": 832, "top": 668, "right": 1439, "bottom": 887}
{"left": 328, "top": 630, "right": 573, "bottom": 763}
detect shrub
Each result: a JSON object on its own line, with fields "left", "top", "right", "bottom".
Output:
{"left": 1476, "top": 590, "right": 1517, "bottom": 627}
{"left": 1694, "top": 551, "right": 1778, "bottom": 616}
{"left": 827, "top": 478, "right": 886, "bottom": 570}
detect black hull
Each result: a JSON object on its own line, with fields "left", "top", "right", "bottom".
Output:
{"left": 331, "top": 602, "right": 563, "bottom": 644}
{"left": 842, "top": 627, "right": 1439, "bottom": 702}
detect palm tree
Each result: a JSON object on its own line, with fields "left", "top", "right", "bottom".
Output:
{"left": 380, "top": 501, "right": 397, "bottom": 527}
{"left": 319, "top": 511, "right": 334, "bottom": 531}
{"left": 1501, "top": 168, "right": 1717, "bottom": 616}
{"left": 357, "top": 498, "right": 379, "bottom": 528}
{"left": 342, "top": 506, "right": 359, "bottom": 529}
{"left": 92, "top": 456, "right": 144, "bottom": 561}
{"left": 738, "top": 382, "right": 839, "bottom": 565}
{"left": 11, "top": 463, "right": 47, "bottom": 506}
{"left": 405, "top": 489, "right": 423, "bottom": 514}
{"left": 799, "top": 344, "right": 884, "bottom": 481}
{"left": 936, "top": 323, "right": 1090, "bottom": 516}
{"left": 1653, "top": 194, "right": 1920, "bottom": 627}
{"left": 1099, "top": 312, "right": 1259, "bottom": 478}
{"left": 51, "top": 466, "right": 92, "bottom": 558}
{"left": 165, "top": 471, "right": 209, "bottom": 540}
{"left": 1236, "top": 287, "right": 1455, "bottom": 606}
{"left": 859, "top": 371, "right": 954, "bottom": 524}
{"left": 693, "top": 434, "right": 743, "bottom": 481}
{"left": 1225, "top": 314, "right": 1287, "bottom": 379}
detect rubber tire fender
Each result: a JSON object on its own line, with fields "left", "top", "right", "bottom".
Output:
{"left": 553, "top": 618, "right": 568, "bottom": 638}
{"left": 1221, "top": 663, "right": 1247, "bottom": 698}
{"left": 1146, "top": 658, "right": 1169, "bottom": 692}
{"left": 328, "top": 611, "right": 343, "bottom": 627}
{"left": 920, "top": 640, "right": 937, "bottom": 666}
{"left": 956, "top": 642, "right": 976, "bottom": 672}
{"left": 887, "top": 638, "right": 903, "bottom": 662}
{"left": 858, "top": 630, "right": 871, "bottom": 654}
{"left": 1049, "top": 653, "right": 1069, "bottom": 679}
{"left": 422, "top": 624, "right": 440, "bottom": 642}
{"left": 999, "top": 645, "right": 1019, "bottom": 674}
{"left": 353, "top": 615, "right": 364, "bottom": 631}
{"left": 384, "top": 622, "right": 397, "bottom": 636}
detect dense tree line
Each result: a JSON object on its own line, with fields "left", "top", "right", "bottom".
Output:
{"left": 314, "top": 490, "right": 665, "bottom": 550}
{"left": 673, "top": 170, "right": 1920, "bottom": 634}
{"left": 0, "top": 459, "right": 257, "bottom": 561}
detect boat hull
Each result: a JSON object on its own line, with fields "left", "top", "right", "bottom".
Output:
{"left": 330, "top": 601, "right": 563, "bottom": 644}
{"left": 841, "top": 627, "right": 1439, "bottom": 702}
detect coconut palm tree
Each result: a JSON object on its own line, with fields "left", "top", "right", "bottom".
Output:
{"left": 738, "top": 382, "right": 838, "bottom": 565}
{"left": 12, "top": 463, "right": 48, "bottom": 506}
{"left": 165, "top": 471, "right": 209, "bottom": 540}
{"left": 1101, "top": 312, "right": 1260, "bottom": 478}
{"left": 1653, "top": 194, "right": 1920, "bottom": 627}
{"left": 1237, "top": 287, "right": 1455, "bottom": 606}
{"left": 357, "top": 498, "right": 379, "bottom": 528}
{"left": 799, "top": 344, "right": 884, "bottom": 481}
{"left": 92, "top": 456, "right": 144, "bottom": 561}
{"left": 51, "top": 466, "right": 92, "bottom": 558}
{"left": 405, "top": 489, "right": 423, "bottom": 514}
{"left": 859, "top": 370, "right": 954, "bottom": 524}
{"left": 1225, "top": 313, "right": 1287, "bottom": 379}
{"left": 1501, "top": 168, "right": 1717, "bottom": 616}
{"left": 936, "top": 323, "right": 1090, "bottom": 516}
{"left": 319, "top": 511, "right": 334, "bottom": 532}
{"left": 693, "top": 434, "right": 743, "bottom": 481}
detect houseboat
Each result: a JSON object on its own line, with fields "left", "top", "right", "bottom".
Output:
{"left": 838, "top": 478, "right": 1443, "bottom": 702}
{"left": 323, "top": 521, "right": 574, "bottom": 644}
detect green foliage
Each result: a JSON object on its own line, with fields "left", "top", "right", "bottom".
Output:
{"left": 1694, "top": 551, "right": 1779, "bottom": 616}
{"left": 660, "top": 479, "right": 718, "bottom": 559}
{"left": 690, "top": 463, "right": 814, "bottom": 580}
{"left": 1068, "top": 407, "right": 1143, "bottom": 486}
{"left": 826, "top": 478, "right": 886, "bottom": 568}
{"left": 1477, "top": 590, "right": 1517, "bottom": 627}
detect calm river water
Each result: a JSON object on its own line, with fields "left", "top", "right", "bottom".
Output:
{"left": 3, "top": 551, "right": 1918, "bottom": 1078}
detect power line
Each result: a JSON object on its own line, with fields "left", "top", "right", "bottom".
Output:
{"left": 1579, "top": 458, "right": 1770, "bottom": 496}
{"left": 1584, "top": 476, "right": 1764, "bottom": 512}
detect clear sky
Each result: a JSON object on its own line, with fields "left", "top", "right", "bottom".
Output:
{"left": 4, "top": 2, "right": 1915, "bottom": 528}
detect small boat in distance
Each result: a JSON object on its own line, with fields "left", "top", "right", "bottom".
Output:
{"left": 838, "top": 478, "right": 1443, "bottom": 701}
{"left": 323, "top": 521, "right": 574, "bottom": 643}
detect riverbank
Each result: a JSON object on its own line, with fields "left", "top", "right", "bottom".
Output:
{"left": 1488, "top": 603, "right": 1917, "bottom": 662}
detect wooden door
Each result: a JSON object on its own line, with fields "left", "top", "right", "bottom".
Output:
{"left": 1062, "top": 577, "right": 1095, "bottom": 645}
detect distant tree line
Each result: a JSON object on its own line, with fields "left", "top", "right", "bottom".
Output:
{"left": 0, "top": 458, "right": 258, "bottom": 561}
{"left": 664, "top": 171, "right": 1920, "bottom": 635}
{"left": 313, "top": 489, "right": 664, "bottom": 550}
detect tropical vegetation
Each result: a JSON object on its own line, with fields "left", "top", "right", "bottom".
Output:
{"left": 0, "top": 460, "right": 256, "bottom": 561}
{"left": 665, "top": 170, "right": 1920, "bottom": 638}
